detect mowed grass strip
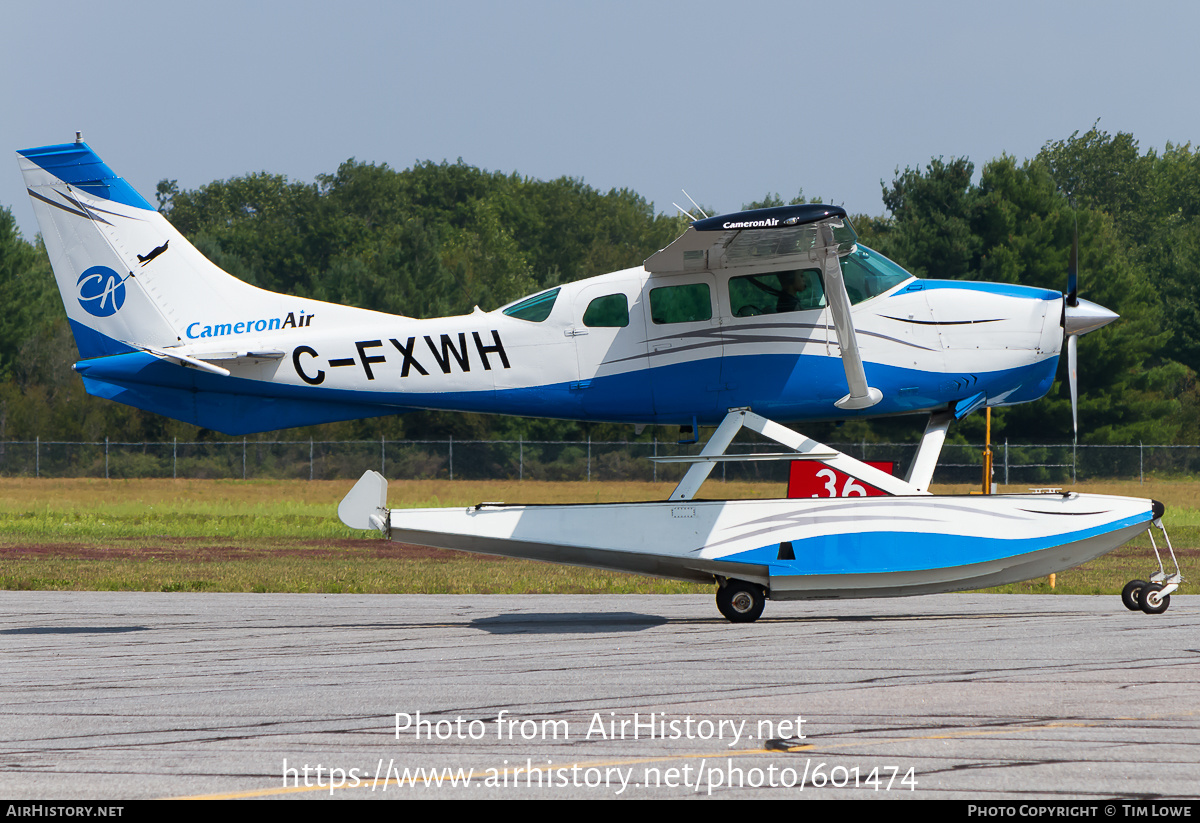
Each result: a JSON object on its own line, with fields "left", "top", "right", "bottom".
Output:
{"left": 0, "top": 553, "right": 711, "bottom": 595}
{"left": 0, "top": 478, "right": 1193, "bottom": 595}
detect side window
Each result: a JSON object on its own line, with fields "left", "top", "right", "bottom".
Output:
{"left": 582, "top": 293, "right": 629, "bottom": 328}
{"left": 502, "top": 288, "right": 560, "bottom": 322}
{"left": 728, "top": 270, "right": 825, "bottom": 317}
{"left": 649, "top": 283, "right": 712, "bottom": 325}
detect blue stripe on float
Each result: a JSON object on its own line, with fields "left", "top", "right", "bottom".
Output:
{"left": 717, "top": 514, "right": 1150, "bottom": 576}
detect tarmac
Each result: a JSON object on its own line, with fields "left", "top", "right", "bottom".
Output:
{"left": 1, "top": 592, "right": 1197, "bottom": 799}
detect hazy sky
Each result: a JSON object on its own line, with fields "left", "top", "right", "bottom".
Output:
{"left": 5, "top": 0, "right": 1199, "bottom": 241}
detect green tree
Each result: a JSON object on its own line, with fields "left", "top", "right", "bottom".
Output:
{"left": 1038, "top": 122, "right": 1151, "bottom": 239}
{"left": 879, "top": 157, "right": 981, "bottom": 279}
{"left": 878, "top": 153, "right": 1184, "bottom": 444}
{"left": 742, "top": 191, "right": 806, "bottom": 210}
{"left": 1040, "top": 127, "right": 1200, "bottom": 376}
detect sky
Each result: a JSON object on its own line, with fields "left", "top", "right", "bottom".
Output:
{"left": 4, "top": 0, "right": 1199, "bottom": 241}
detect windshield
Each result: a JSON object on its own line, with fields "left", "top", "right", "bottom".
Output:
{"left": 840, "top": 246, "right": 913, "bottom": 303}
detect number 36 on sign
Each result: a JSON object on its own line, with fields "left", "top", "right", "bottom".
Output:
{"left": 787, "top": 461, "right": 896, "bottom": 498}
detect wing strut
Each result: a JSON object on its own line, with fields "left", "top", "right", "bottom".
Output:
{"left": 904, "top": 411, "right": 954, "bottom": 493}
{"left": 819, "top": 223, "right": 882, "bottom": 410}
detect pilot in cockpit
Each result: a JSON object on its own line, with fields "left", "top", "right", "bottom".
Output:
{"left": 776, "top": 270, "right": 822, "bottom": 313}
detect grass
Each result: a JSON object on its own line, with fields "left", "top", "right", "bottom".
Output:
{"left": 0, "top": 477, "right": 1192, "bottom": 595}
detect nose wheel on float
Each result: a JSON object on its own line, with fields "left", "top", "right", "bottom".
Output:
{"left": 1121, "top": 518, "right": 1183, "bottom": 615}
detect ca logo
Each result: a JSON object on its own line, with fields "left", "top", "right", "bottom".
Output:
{"left": 77, "top": 266, "right": 127, "bottom": 317}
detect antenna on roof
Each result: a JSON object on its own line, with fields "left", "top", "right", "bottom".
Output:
{"left": 682, "top": 189, "right": 709, "bottom": 218}
{"left": 672, "top": 201, "right": 698, "bottom": 221}
{"left": 75, "top": 131, "right": 83, "bottom": 143}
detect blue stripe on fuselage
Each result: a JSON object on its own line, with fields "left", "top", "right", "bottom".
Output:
{"left": 898, "top": 280, "right": 1061, "bottom": 300}
{"left": 73, "top": 347, "right": 1059, "bottom": 433}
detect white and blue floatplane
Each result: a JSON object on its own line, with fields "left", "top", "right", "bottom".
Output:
{"left": 16, "top": 136, "right": 1183, "bottom": 622}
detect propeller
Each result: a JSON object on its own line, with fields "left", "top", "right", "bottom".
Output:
{"left": 1061, "top": 220, "right": 1118, "bottom": 438}
{"left": 1067, "top": 230, "right": 1079, "bottom": 437}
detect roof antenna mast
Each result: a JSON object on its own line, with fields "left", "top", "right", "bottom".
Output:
{"left": 682, "top": 189, "right": 709, "bottom": 218}
{"left": 671, "top": 201, "right": 698, "bottom": 221}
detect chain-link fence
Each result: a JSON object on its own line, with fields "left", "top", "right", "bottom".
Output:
{"left": 0, "top": 437, "right": 1195, "bottom": 484}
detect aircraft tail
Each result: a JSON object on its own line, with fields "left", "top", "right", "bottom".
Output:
{"left": 17, "top": 138, "right": 400, "bottom": 434}
{"left": 17, "top": 138, "right": 325, "bottom": 360}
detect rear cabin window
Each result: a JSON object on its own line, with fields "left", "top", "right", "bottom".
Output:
{"left": 502, "top": 288, "right": 560, "bottom": 322}
{"left": 649, "top": 283, "right": 712, "bottom": 325}
{"left": 582, "top": 293, "right": 629, "bottom": 328}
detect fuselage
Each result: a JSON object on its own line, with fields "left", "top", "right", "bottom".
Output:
{"left": 75, "top": 248, "right": 1065, "bottom": 433}
{"left": 17, "top": 140, "right": 1068, "bottom": 435}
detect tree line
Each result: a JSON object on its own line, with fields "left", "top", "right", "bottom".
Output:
{"left": 1, "top": 124, "right": 1197, "bottom": 449}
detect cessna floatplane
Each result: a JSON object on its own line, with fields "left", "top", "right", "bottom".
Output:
{"left": 18, "top": 136, "right": 1183, "bottom": 621}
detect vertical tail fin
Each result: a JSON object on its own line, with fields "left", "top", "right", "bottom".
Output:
{"left": 17, "top": 137, "right": 404, "bottom": 434}
{"left": 17, "top": 139, "right": 305, "bottom": 359}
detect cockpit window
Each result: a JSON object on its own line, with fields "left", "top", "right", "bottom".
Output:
{"left": 502, "top": 288, "right": 560, "bottom": 322}
{"left": 729, "top": 270, "right": 825, "bottom": 317}
{"left": 726, "top": 246, "right": 912, "bottom": 315}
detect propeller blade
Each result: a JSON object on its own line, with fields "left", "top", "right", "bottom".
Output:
{"left": 1068, "top": 333, "right": 1079, "bottom": 438}
{"left": 1067, "top": 224, "right": 1079, "bottom": 307}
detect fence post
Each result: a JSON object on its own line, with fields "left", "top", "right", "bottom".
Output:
{"left": 381, "top": 435, "right": 385, "bottom": 476}
{"left": 173, "top": 437, "right": 177, "bottom": 480}
{"left": 243, "top": 438, "right": 246, "bottom": 480}
{"left": 587, "top": 436, "right": 591, "bottom": 482}
{"left": 449, "top": 435, "right": 453, "bottom": 481}
{"left": 519, "top": 437, "right": 523, "bottom": 481}
{"left": 653, "top": 436, "right": 657, "bottom": 483}
{"left": 1004, "top": 438, "right": 1008, "bottom": 486}
{"left": 35, "top": 436, "right": 39, "bottom": 478}
{"left": 310, "top": 438, "right": 314, "bottom": 481}
{"left": 105, "top": 436, "right": 109, "bottom": 479}
{"left": 1140, "top": 441, "right": 1143, "bottom": 484}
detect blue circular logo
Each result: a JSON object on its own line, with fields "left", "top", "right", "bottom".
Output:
{"left": 77, "top": 266, "right": 127, "bottom": 317}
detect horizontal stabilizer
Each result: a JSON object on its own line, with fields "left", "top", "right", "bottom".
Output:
{"left": 142, "top": 347, "right": 286, "bottom": 377}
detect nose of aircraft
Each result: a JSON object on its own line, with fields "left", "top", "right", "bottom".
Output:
{"left": 1063, "top": 298, "right": 1119, "bottom": 337}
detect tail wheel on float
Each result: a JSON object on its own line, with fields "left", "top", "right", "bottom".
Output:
{"left": 1138, "top": 582, "right": 1171, "bottom": 615}
{"left": 716, "top": 580, "right": 766, "bottom": 623}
